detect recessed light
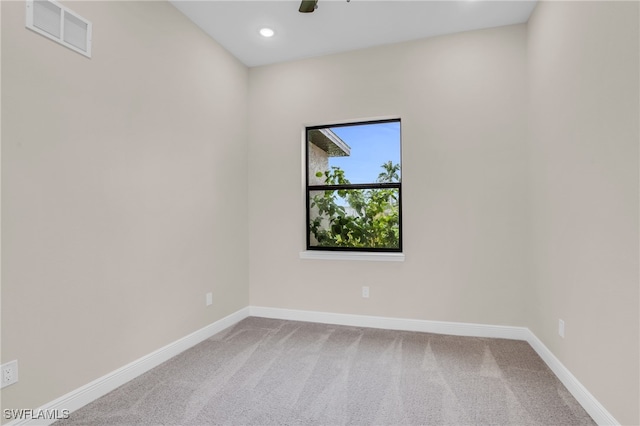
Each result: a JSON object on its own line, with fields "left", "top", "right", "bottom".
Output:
{"left": 259, "top": 28, "right": 275, "bottom": 38}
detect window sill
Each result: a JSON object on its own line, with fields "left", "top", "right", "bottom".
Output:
{"left": 299, "top": 251, "right": 405, "bottom": 262}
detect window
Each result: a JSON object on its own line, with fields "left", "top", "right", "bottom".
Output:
{"left": 26, "top": 0, "right": 92, "bottom": 58}
{"left": 305, "top": 119, "right": 402, "bottom": 252}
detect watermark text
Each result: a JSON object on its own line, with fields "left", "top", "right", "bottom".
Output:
{"left": 3, "top": 409, "right": 70, "bottom": 421}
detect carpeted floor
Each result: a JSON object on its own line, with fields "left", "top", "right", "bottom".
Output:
{"left": 57, "top": 317, "right": 595, "bottom": 425}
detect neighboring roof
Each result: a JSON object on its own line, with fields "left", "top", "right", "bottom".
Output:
{"left": 308, "top": 129, "right": 351, "bottom": 157}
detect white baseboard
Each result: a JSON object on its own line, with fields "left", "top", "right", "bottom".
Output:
{"left": 6, "top": 307, "right": 251, "bottom": 426}
{"left": 9, "top": 306, "right": 618, "bottom": 426}
{"left": 249, "top": 306, "right": 530, "bottom": 340}
{"left": 250, "top": 306, "right": 619, "bottom": 426}
{"left": 525, "top": 331, "right": 619, "bottom": 426}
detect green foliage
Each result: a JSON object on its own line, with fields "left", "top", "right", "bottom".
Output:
{"left": 309, "top": 162, "right": 400, "bottom": 249}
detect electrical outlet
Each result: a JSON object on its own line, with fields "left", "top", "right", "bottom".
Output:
{"left": 558, "top": 319, "right": 565, "bottom": 338}
{"left": 1, "top": 360, "right": 18, "bottom": 388}
{"left": 206, "top": 292, "right": 213, "bottom": 306}
{"left": 362, "top": 286, "right": 370, "bottom": 299}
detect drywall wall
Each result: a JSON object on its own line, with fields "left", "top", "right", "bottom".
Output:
{"left": 1, "top": 0, "right": 249, "bottom": 415}
{"left": 527, "top": 2, "right": 639, "bottom": 424}
{"left": 248, "top": 25, "right": 529, "bottom": 326}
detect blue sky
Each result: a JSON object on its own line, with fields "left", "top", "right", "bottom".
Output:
{"left": 329, "top": 121, "right": 401, "bottom": 184}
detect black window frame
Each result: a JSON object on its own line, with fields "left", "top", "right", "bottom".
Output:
{"left": 305, "top": 118, "right": 403, "bottom": 253}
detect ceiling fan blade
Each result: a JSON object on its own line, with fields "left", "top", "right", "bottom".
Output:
{"left": 299, "top": 0, "right": 318, "bottom": 13}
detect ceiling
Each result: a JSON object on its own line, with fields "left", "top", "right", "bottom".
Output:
{"left": 169, "top": 1, "right": 537, "bottom": 68}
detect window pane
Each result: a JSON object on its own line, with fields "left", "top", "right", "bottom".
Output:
{"left": 308, "top": 121, "right": 401, "bottom": 186}
{"left": 63, "top": 12, "right": 88, "bottom": 52}
{"left": 34, "top": 0, "right": 61, "bottom": 38}
{"left": 309, "top": 188, "right": 400, "bottom": 249}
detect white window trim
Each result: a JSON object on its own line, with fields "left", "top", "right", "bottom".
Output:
{"left": 299, "top": 251, "right": 405, "bottom": 262}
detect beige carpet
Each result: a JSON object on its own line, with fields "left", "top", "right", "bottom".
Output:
{"left": 57, "top": 317, "right": 595, "bottom": 425}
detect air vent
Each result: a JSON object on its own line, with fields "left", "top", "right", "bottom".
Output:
{"left": 26, "top": 0, "right": 92, "bottom": 58}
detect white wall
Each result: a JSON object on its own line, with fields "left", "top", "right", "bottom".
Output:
{"left": 248, "top": 6, "right": 640, "bottom": 422}
{"left": 248, "top": 24, "right": 529, "bottom": 326}
{"left": 1, "top": 0, "right": 249, "bottom": 414}
{"left": 527, "top": 2, "right": 639, "bottom": 424}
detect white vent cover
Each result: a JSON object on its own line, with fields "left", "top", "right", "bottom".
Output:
{"left": 26, "top": 0, "right": 92, "bottom": 58}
